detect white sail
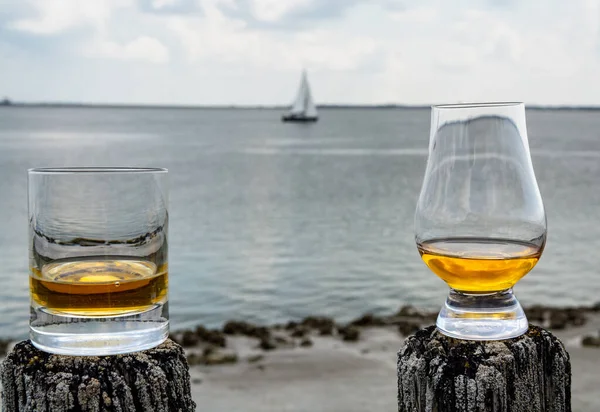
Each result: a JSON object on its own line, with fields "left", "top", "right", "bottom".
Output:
{"left": 289, "top": 73, "right": 307, "bottom": 114}
{"left": 303, "top": 75, "right": 318, "bottom": 117}
{"left": 287, "top": 70, "right": 318, "bottom": 118}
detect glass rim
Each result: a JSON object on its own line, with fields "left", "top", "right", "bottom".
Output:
{"left": 28, "top": 167, "right": 168, "bottom": 175}
{"left": 432, "top": 102, "right": 523, "bottom": 109}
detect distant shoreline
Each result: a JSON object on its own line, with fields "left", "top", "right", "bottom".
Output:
{"left": 1, "top": 102, "right": 600, "bottom": 111}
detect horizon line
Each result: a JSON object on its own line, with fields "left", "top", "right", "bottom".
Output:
{"left": 2, "top": 100, "right": 600, "bottom": 111}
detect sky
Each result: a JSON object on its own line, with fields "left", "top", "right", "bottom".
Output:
{"left": 0, "top": 0, "right": 599, "bottom": 106}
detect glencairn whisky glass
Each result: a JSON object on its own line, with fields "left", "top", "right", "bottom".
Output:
{"left": 415, "top": 103, "right": 546, "bottom": 340}
{"left": 29, "top": 168, "right": 168, "bottom": 355}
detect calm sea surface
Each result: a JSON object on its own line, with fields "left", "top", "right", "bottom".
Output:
{"left": 0, "top": 107, "right": 599, "bottom": 338}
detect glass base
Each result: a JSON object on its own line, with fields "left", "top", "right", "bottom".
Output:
{"left": 436, "top": 289, "right": 528, "bottom": 340}
{"left": 30, "top": 303, "right": 169, "bottom": 356}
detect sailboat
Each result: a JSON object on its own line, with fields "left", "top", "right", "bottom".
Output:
{"left": 282, "top": 70, "right": 318, "bottom": 122}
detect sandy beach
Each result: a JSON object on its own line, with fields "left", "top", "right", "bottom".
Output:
{"left": 190, "top": 327, "right": 401, "bottom": 412}
{"left": 185, "top": 311, "right": 600, "bottom": 412}
{"left": 1, "top": 309, "right": 598, "bottom": 411}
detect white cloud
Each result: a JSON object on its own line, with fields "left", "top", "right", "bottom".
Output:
{"left": 288, "top": 30, "right": 380, "bottom": 71}
{"left": 85, "top": 36, "right": 170, "bottom": 64}
{"left": 152, "top": 0, "right": 181, "bottom": 9}
{"left": 167, "top": 2, "right": 380, "bottom": 71}
{"left": 249, "top": 0, "right": 312, "bottom": 22}
{"left": 390, "top": 6, "right": 439, "bottom": 24}
{"left": 8, "top": 0, "right": 168, "bottom": 64}
{"left": 430, "top": 9, "right": 523, "bottom": 69}
{"left": 1, "top": 0, "right": 600, "bottom": 105}
{"left": 9, "top": 0, "right": 130, "bottom": 34}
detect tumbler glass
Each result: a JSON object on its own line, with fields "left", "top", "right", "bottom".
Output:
{"left": 29, "top": 168, "right": 168, "bottom": 355}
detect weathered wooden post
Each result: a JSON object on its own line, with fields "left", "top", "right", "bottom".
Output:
{"left": 397, "top": 325, "right": 571, "bottom": 412}
{"left": 1, "top": 339, "right": 196, "bottom": 412}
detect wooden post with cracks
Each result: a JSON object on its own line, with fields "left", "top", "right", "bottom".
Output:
{"left": 397, "top": 325, "right": 571, "bottom": 412}
{"left": 1, "top": 339, "right": 196, "bottom": 412}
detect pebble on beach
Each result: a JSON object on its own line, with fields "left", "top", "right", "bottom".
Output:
{"left": 0, "top": 339, "right": 11, "bottom": 357}
{"left": 223, "top": 321, "right": 270, "bottom": 339}
{"left": 397, "top": 321, "right": 420, "bottom": 337}
{"left": 300, "top": 316, "right": 336, "bottom": 336}
{"left": 172, "top": 303, "right": 600, "bottom": 369}
{"left": 247, "top": 354, "right": 265, "bottom": 363}
{"left": 196, "top": 326, "right": 227, "bottom": 347}
{"left": 338, "top": 325, "right": 360, "bottom": 342}
{"left": 290, "top": 327, "right": 308, "bottom": 338}
{"left": 300, "top": 338, "right": 313, "bottom": 347}
{"left": 187, "top": 348, "right": 239, "bottom": 366}
{"left": 259, "top": 337, "right": 278, "bottom": 351}
{"left": 350, "top": 313, "right": 385, "bottom": 327}
{"left": 582, "top": 334, "right": 600, "bottom": 347}
{"left": 525, "top": 305, "right": 588, "bottom": 329}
